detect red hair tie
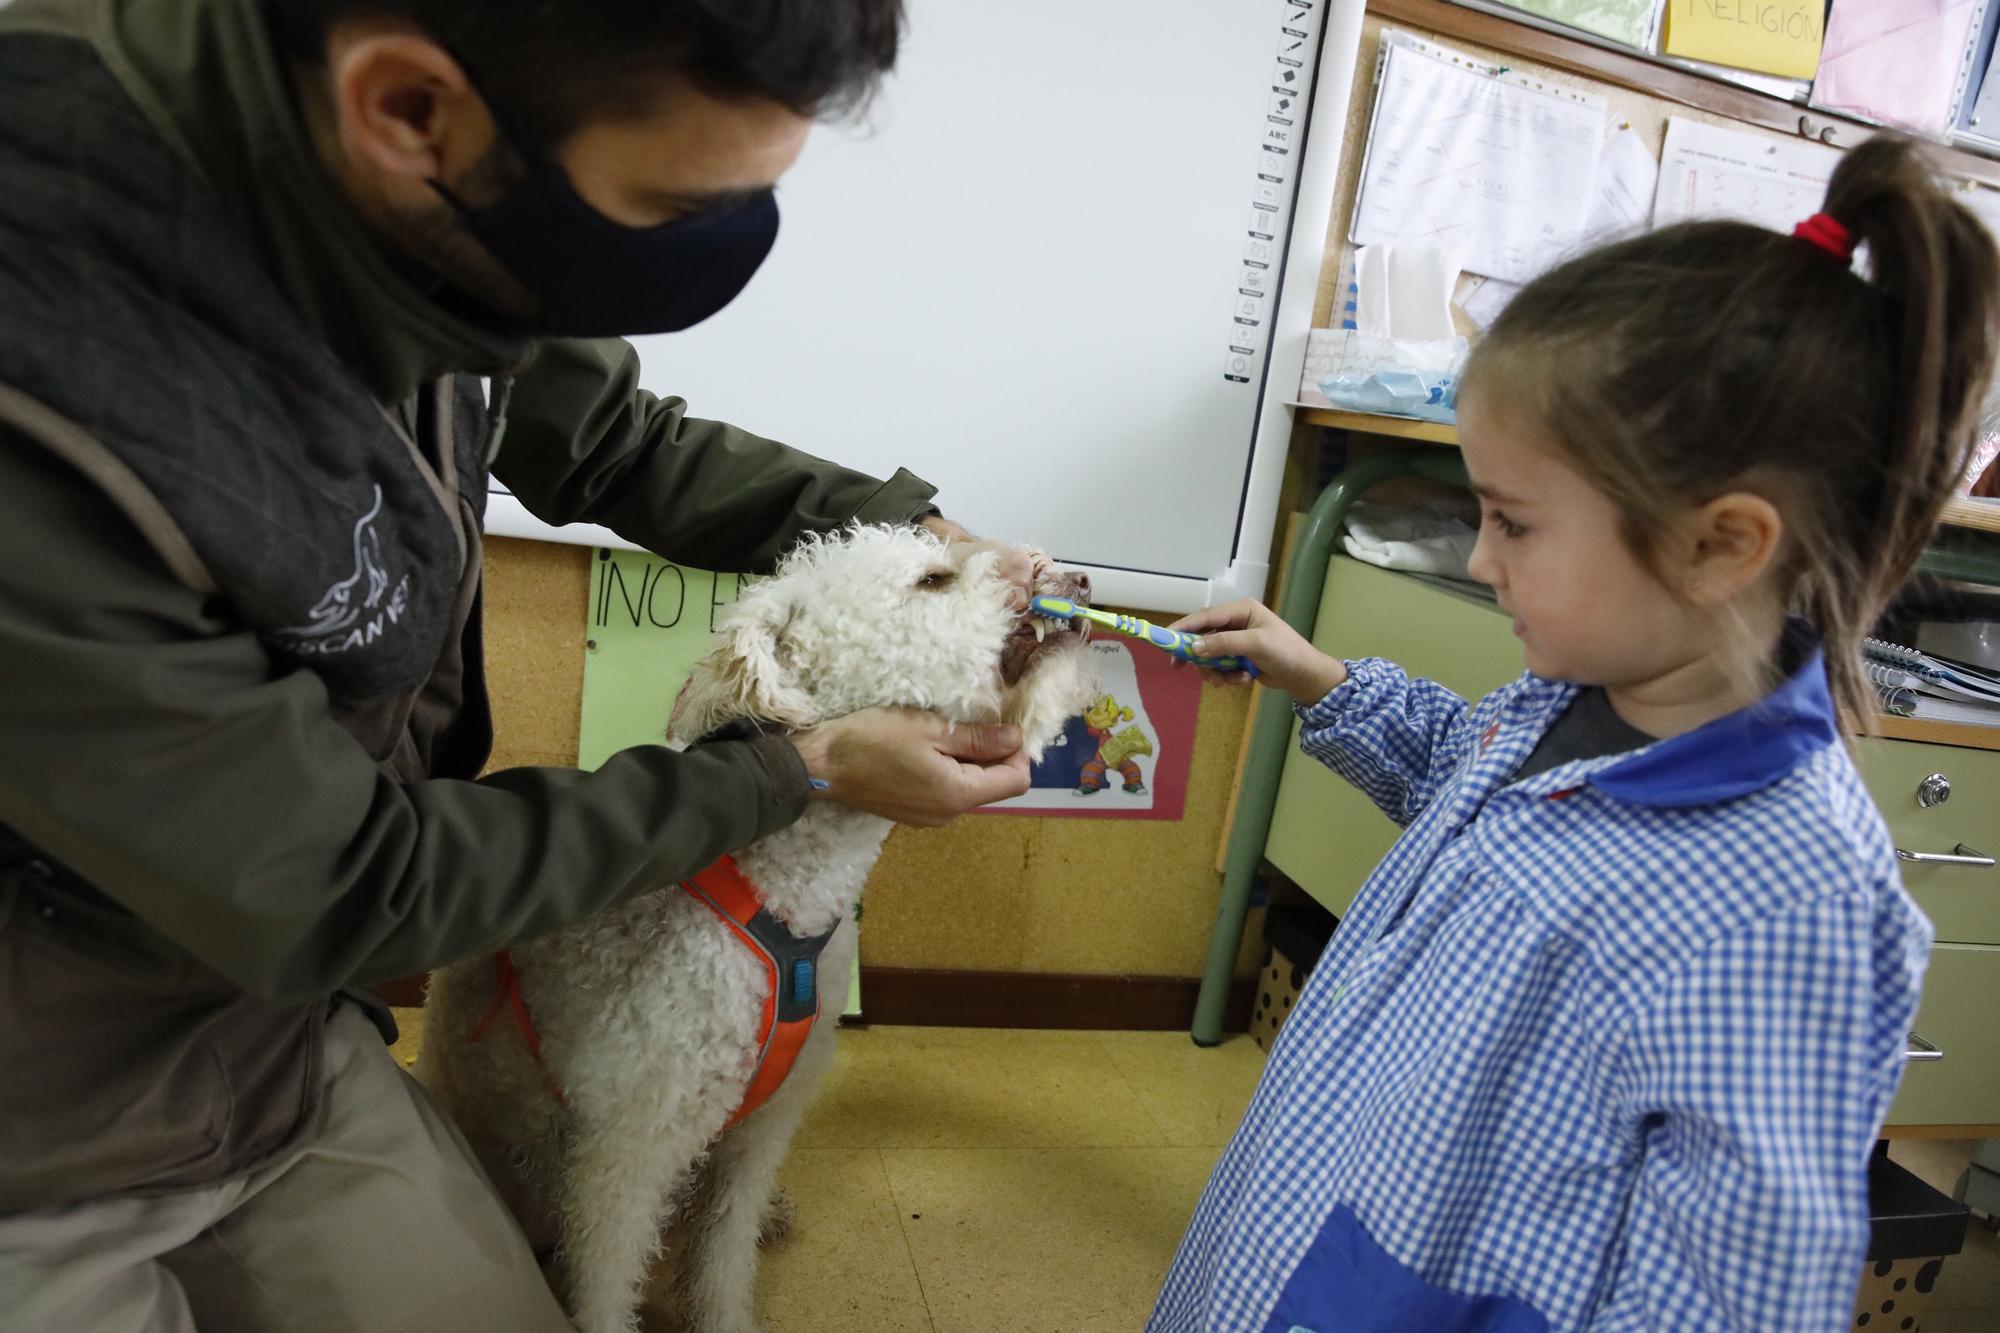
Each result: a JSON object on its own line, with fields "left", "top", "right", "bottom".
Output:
{"left": 1793, "top": 212, "right": 1855, "bottom": 261}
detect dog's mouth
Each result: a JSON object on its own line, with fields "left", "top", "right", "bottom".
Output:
{"left": 1000, "top": 567, "right": 1090, "bottom": 687}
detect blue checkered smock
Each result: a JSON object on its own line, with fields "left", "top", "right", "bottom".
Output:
{"left": 1152, "top": 641, "right": 1929, "bottom": 1332}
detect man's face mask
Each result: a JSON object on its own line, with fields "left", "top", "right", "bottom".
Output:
{"left": 432, "top": 96, "right": 780, "bottom": 338}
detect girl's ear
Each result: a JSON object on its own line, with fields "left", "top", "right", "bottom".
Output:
{"left": 1680, "top": 491, "right": 1784, "bottom": 607}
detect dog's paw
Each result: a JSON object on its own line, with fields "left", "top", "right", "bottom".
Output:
{"left": 757, "top": 1188, "right": 797, "bottom": 1247}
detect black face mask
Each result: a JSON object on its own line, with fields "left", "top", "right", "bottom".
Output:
{"left": 433, "top": 156, "right": 780, "bottom": 339}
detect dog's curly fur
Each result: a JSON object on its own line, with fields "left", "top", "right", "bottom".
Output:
{"left": 416, "top": 526, "right": 1094, "bottom": 1333}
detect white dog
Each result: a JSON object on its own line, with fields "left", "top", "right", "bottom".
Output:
{"left": 416, "top": 525, "right": 1095, "bottom": 1333}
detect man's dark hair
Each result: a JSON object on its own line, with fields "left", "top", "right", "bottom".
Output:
{"left": 271, "top": 0, "right": 904, "bottom": 154}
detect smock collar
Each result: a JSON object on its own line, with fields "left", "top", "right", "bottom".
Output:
{"left": 1583, "top": 621, "right": 1838, "bottom": 809}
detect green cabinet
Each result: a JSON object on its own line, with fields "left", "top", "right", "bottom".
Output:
{"left": 1888, "top": 942, "right": 2000, "bottom": 1125}
{"left": 1859, "top": 738, "right": 2000, "bottom": 1126}
{"left": 1265, "top": 557, "right": 1521, "bottom": 915}
{"left": 1856, "top": 738, "right": 2000, "bottom": 947}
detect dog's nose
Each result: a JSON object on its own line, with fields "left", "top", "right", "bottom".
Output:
{"left": 1064, "top": 571, "right": 1092, "bottom": 606}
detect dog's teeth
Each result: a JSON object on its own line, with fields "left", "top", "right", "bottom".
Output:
{"left": 1033, "top": 619, "right": 1047, "bottom": 643}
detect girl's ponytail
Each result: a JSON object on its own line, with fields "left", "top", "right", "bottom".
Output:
{"left": 1470, "top": 133, "right": 2000, "bottom": 730}
{"left": 1808, "top": 139, "right": 2000, "bottom": 710}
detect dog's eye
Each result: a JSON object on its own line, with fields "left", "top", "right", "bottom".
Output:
{"left": 915, "top": 569, "right": 956, "bottom": 590}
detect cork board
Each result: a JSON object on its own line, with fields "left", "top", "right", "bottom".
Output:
{"left": 481, "top": 538, "right": 590, "bottom": 773}
{"left": 479, "top": 536, "right": 1266, "bottom": 980}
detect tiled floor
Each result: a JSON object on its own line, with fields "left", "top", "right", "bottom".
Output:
{"left": 389, "top": 1011, "right": 1266, "bottom": 1332}
{"left": 389, "top": 1011, "right": 2000, "bottom": 1332}
{"left": 761, "top": 1026, "right": 1265, "bottom": 1332}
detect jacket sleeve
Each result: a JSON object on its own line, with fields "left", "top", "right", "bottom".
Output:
{"left": 492, "top": 337, "right": 939, "bottom": 573}
{"left": 1293, "top": 657, "right": 1476, "bottom": 827}
{"left": 0, "top": 434, "right": 811, "bottom": 1003}
{"left": 1591, "top": 892, "right": 1898, "bottom": 1331}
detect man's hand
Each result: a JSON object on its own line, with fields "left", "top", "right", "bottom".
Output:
{"left": 788, "top": 707, "right": 1031, "bottom": 827}
{"left": 919, "top": 515, "right": 1033, "bottom": 607}
{"left": 1169, "top": 599, "right": 1349, "bottom": 702}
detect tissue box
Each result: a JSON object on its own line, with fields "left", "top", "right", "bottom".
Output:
{"left": 1299, "top": 328, "right": 1466, "bottom": 419}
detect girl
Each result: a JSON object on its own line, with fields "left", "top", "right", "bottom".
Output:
{"left": 1154, "top": 135, "right": 2000, "bottom": 1332}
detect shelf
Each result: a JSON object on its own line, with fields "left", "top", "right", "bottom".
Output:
{"left": 1943, "top": 496, "right": 2000, "bottom": 534}
{"left": 1299, "top": 408, "right": 1461, "bottom": 444}
{"left": 1867, "top": 713, "right": 2000, "bottom": 754}
{"left": 1303, "top": 408, "right": 2000, "bottom": 538}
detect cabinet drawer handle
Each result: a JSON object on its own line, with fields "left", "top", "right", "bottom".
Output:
{"left": 1907, "top": 1032, "right": 1944, "bottom": 1062}
{"left": 1894, "top": 843, "right": 1994, "bottom": 867}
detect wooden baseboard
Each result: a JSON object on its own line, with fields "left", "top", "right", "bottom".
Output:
{"left": 852, "top": 966, "right": 1256, "bottom": 1032}
{"left": 375, "top": 974, "right": 430, "bottom": 1007}
{"left": 373, "top": 967, "right": 1257, "bottom": 1034}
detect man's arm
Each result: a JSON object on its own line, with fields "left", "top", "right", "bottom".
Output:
{"left": 0, "top": 435, "right": 811, "bottom": 1002}
{"left": 492, "top": 337, "right": 939, "bottom": 572}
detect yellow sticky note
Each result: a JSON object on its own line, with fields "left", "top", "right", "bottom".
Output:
{"left": 1663, "top": 0, "right": 1826, "bottom": 81}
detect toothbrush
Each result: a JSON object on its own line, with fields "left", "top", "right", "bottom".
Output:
{"left": 1028, "top": 596, "right": 1260, "bottom": 677}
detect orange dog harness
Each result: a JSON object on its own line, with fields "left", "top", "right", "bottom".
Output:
{"left": 469, "top": 856, "right": 837, "bottom": 1127}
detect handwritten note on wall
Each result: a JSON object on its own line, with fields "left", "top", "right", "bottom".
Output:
{"left": 1664, "top": 0, "right": 1827, "bottom": 80}
{"left": 577, "top": 550, "right": 752, "bottom": 771}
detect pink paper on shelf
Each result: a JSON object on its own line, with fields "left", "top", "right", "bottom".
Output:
{"left": 1811, "top": 0, "right": 1982, "bottom": 138}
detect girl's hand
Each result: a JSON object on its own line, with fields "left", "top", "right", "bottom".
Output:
{"left": 1170, "top": 600, "right": 1350, "bottom": 702}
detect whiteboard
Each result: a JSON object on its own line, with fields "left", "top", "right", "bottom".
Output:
{"left": 487, "top": 0, "right": 1369, "bottom": 611}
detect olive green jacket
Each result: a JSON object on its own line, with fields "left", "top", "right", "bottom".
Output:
{"left": 0, "top": 0, "right": 934, "bottom": 1209}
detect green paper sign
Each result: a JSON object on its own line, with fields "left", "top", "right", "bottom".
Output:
{"left": 578, "top": 548, "right": 752, "bottom": 770}
{"left": 1495, "top": 0, "right": 1659, "bottom": 48}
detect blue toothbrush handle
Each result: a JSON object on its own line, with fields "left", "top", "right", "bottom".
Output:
{"left": 1129, "top": 617, "right": 1260, "bottom": 678}
{"left": 1029, "top": 598, "right": 1260, "bottom": 677}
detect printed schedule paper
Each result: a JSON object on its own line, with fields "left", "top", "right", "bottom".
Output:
{"left": 1350, "top": 33, "right": 1607, "bottom": 285}
{"left": 1650, "top": 116, "right": 1839, "bottom": 233}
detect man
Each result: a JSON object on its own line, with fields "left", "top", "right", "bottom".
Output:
{"left": 0, "top": 0, "right": 1030, "bottom": 1326}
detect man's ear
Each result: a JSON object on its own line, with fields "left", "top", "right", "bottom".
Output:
{"left": 324, "top": 31, "right": 488, "bottom": 191}
{"left": 667, "top": 590, "right": 818, "bottom": 742}
{"left": 1679, "top": 491, "right": 1783, "bottom": 608}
